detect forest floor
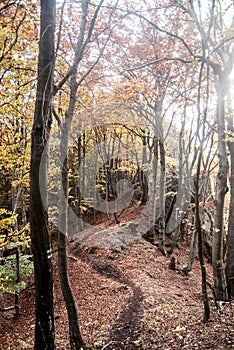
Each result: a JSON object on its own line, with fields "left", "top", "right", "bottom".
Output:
{"left": 1, "top": 209, "right": 234, "bottom": 349}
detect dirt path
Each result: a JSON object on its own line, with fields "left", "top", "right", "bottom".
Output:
{"left": 1, "top": 236, "right": 234, "bottom": 349}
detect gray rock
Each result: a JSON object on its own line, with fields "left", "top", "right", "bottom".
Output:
{"left": 75, "top": 221, "right": 142, "bottom": 249}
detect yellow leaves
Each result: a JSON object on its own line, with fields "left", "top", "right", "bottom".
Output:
{"left": 0, "top": 208, "right": 11, "bottom": 216}
{"left": 165, "top": 155, "right": 176, "bottom": 167}
{"left": 132, "top": 338, "right": 143, "bottom": 346}
{"left": 0, "top": 209, "right": 18, "bottom": 234}
{"left": 18, "top": 340, "right": 32, "bottom": 349}
{"left": 0, "top": 216, "right": 17, "bottom": 232}
{"left": 176, "top": 325, "right": 185, "bottom": 332}
{"left": 0, "top": 27, "right": 8, "bottom": 43}
{"left": 0, "top": 209, "right": 30, "bottom": 248}
{"left": 144, "top": 295, "right": 155, "bottom": 306}
{"left": 227, "top": 130, "right": 234, "bottom": 143}
{"left": 175, "top": 325, "right": 186, "bottom": 340}
{"left": 12, "top": 178, "right": 26, "bottom": 189}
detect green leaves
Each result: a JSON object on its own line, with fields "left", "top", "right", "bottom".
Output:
{"left": 0, "top": 209, "right": 32, "bottom": 297}
{"left": 0, "top": 253, "right": 33, "bottom": 296}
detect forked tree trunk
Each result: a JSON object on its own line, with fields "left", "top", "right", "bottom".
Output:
{"left": 57, "top": 1, "right": 90, "bottom": 345}
{"left": 30, "top": 0, "right": 56, "bottom": 348}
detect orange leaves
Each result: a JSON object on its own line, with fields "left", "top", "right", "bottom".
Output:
{"left": 0, "top": 1, "right": 38, "bottom": 63}
{"left": 110, "top": 79, "right": 151, "bottom": 104}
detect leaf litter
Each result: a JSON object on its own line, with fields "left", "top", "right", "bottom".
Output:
{"left": 1, "top": 229, "right": 234, "bottom": 349}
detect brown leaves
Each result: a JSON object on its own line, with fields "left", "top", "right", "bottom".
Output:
{"left": 1, "top": 237, "right": 234, "bottom": 349}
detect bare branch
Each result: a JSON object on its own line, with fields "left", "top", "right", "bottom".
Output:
{"left": 54, "top": 0, "right": 112, "bottom": 95}
{"left": 0, "top": 10, "right": 26, "bottom": 63}
{"left": 122, "top": 56, "right": 195, "bottom": 72}
{"left": 77, "top": 1, "right": 120, "bottom": 87}
{"left": 55, "top": 0, "right": 67, "bottom": 56}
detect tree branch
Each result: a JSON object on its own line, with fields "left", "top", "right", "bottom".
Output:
{"left": 0, "top": 10, "right": 26, "bottom": 63}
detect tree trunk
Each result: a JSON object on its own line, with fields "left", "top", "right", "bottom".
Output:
{"left": 186, "top": 230, "right": 198, "bottom": 273}
{"left": 58, "top": 231, "right": 85, "bottom": 349}
{"left": 148, "top": 136, "right": 158, "bottom": 232}
{"left": 30, "top": 0, "right": 56, "bottom": 348}
{"left": 14, "top": 248, "right": 20, "bottom": 317}
{"left": 226, "top": 142, "right": 234, "bottom": 298}
{"left": 58, "top": 79, "right": 85, "bottom": 349}
{"left": 57, "top": 1, "right": 108, "bottom": 345}
{"left": 212, "top": 73, "right": 228, "bottom": 301}
{"left": 226, "top": 89, "right": 234, "bottom": 298}
{"left": 195, "top": 150, "right": 210, "bottom": 321}
{"left": 158, "top": 138, "right": 166, "bottom": 254}
{"left": 56, "top": 1, "right": 89, "bottom": 336}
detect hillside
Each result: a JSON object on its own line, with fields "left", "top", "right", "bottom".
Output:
{"left": 1, "top": 226, "right": 234, "bottom": 350}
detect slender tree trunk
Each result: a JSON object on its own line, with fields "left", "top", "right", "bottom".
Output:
{"left": 158, "top": 138, "right": 166, "bottom": 254}
{"left": 226, "top": 88, "right": 234, "bottom": 299}
{"left": 30, "top": 0, "right": 56, "bottom": 348}
{"left": 58, "top": 75, "right": 85, "bottom": 349}
{"left": 77, "top": 133, "right": 84, "bottom": 231}
{"left": 58, "top": 121, "right": 84, "bottom": 348}
{"left": 148, "top": 136, "right": 158, "bottom": 232}
{"left": 57, "top": 1, "right": 109, "bottom": 346}
{"left": 212, "top": 74, "right": 228, "bottom": 301}
{"left": 14, "top": 248, "right": 20, "bottom": 317}
{"left": 56, "top": 0, "right": 90, "bottom": 337}
{"left": 167, "top": 110, "right": 187, "bottom": 253}
{"left": 186, "top": 230, "right": 198, "bottom": 273}
{"left": 194, "top": 57, "right": 210, "bottom": 321}
{"left": 195, "top": 159, "right": 210, "bottom": 321}
{"left": 226, "top": 142, "right": 234, "bottom": 298}
{"left": 58, "top": 230, "right": 85, "bottom": 349}
{"left": 167, "top": 131, "right": 184, "bottom": 255}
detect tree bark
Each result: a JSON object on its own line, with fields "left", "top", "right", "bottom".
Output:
{"left": 57, "top": 1, "right": 90, "bottom": 346}
{"left": 158, "top": 137, "right": 166, "bottom": 254}
{"left": 212, "top": 73, "right": 228, "bottom": 301}
{"left": 226, "top": 141, "right": 234, "bottom": 298}
{"left": 58, "top": 231, "right": 85, "bottom": 349}
{"left": 30, "top": 0, "right": 56, "bottom": 348}
{"left": 226, "top": 84, "right": 234, "bottom": 299}
{"left": 195, "top": 182, "right": 210, "bottom": 322}
{"left": 148, "top": 135, "right": 158, "bottom": 232}
{"left": 58, "top": 115, "right": 85, "bottom": 349}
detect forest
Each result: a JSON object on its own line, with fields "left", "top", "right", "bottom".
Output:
{"left": 0, "top": 0, "right": 234, "bottom": 349}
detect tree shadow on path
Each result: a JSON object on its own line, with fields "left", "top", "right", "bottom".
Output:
{"left": 73, "top": 245, "right": 144, "bottom": 349}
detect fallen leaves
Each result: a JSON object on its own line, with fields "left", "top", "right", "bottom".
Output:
{"left": 1, "top": 237, "right": 234, "bottom": 349}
